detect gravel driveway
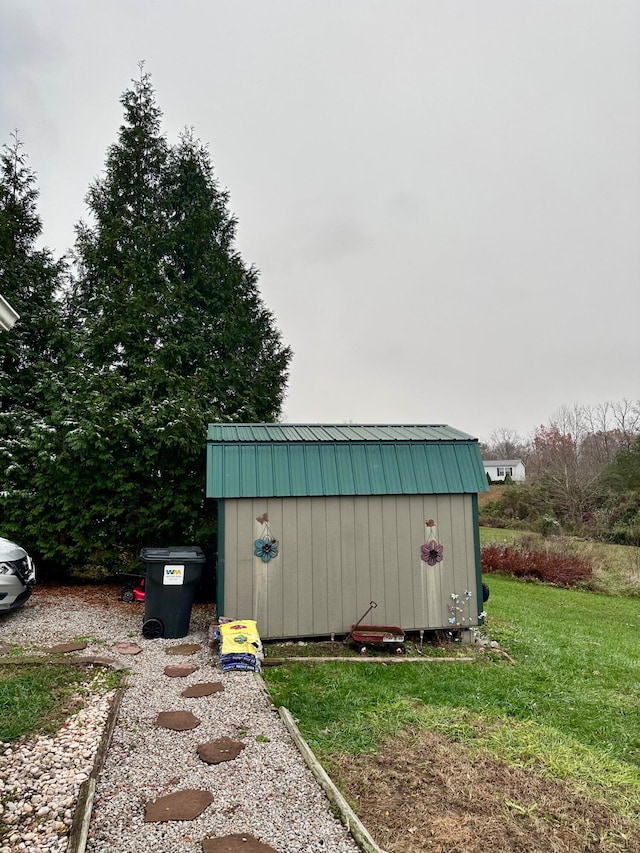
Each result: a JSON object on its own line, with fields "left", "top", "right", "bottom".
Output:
{"left": 0, "top": 585, "right": 360, "bottom": 853}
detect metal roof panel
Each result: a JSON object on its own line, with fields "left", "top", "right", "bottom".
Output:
{"left": 206, "top": 423, "right": 487, "bottom": 498}
{"left": 207, "top": 442, "right": 488, "bottom": 498}
{"left": 206, "top": 423, "right": 476, "bottom": 443}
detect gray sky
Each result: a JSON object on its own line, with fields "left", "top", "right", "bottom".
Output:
{"left": 2, "top": 0, "right": 639, "bottom": 442}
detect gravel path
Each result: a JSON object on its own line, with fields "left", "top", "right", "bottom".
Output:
{"left": 0, "top": 587, "right": 360, "bottom": 853}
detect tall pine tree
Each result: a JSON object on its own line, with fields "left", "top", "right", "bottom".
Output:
{"left": 0, "top": 133, "right": 68, "bottom": 412}
{"left": 57, "top": 69, "right": 292, "bottom": 571}
{"left": 0, "top": 133, "right": 71, "bottom": 557}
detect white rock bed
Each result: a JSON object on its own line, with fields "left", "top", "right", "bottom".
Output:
{"left": 0, "top": 692, "right": 113, "bottom": 853}
{"left": 0, "top": 592, "right": 360, "bottom": 853}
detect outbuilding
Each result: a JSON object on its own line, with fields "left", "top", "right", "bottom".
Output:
{"left": 206, "top": 423, "right": 489, "bottom": 640}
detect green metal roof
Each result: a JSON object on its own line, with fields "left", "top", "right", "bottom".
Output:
{"left": 207, "top": 423, "right": 489, "bottom": 499}
{"left": 207, "top": 423, "right": 475, "bottom": 443}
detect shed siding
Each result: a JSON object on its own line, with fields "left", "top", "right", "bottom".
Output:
{"left": 222, "top": 494, "right": 480, "bottom": 639}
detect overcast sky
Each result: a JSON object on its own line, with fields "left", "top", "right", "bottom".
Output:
{"left": 1, "top": 0, "right": 639, "bottom": 442}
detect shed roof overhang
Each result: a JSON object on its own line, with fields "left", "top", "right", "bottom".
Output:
{"left": 206, "top": 423, "right": 489, "bottom": 499}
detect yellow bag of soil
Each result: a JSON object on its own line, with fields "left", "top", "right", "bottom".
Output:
{"left": 219, "top": 620, "right": 262, "bottom": 657}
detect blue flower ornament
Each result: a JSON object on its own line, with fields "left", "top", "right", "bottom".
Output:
{"left": 254, "top": 535, "right": 279, "bottom": 563}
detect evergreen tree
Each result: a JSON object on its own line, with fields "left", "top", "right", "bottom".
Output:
{"left": 56, "top": 69, "right": 291, "bottom": 571}
{"left": 0, "top": 133, "right": 68, "bottom": 411}
{"left": 0, "top": 133, "right": 70, "bottom": 556}
{"left": 162, "top": 129, "right": 291, "bottom": 421}
{"left": 74, "top": 69, "right": 170, "bottom": 375}
{"left": 602, "top": 436, "right": 640, "bottom": 492}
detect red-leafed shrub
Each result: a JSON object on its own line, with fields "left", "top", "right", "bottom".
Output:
{"left": 481, "top": 544, "right": 592, "bottom": 587}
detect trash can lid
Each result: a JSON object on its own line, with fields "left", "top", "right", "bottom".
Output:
{"left": 140, "top": 547, "right": 206, "bottom": 563}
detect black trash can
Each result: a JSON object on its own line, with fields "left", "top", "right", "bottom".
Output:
{"left": 139, "top": 547, "right": 206, "bottom": 639}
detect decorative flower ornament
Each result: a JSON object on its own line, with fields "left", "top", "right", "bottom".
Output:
{"left": 448, "top": 589, "right": 474, "bottom": 625}
{"left": 421, "top": 540, "right": 444, "bottom": 565}
{"left": 254, "top": 513, "right": 280, "bottom": 563}
{"left": 421, "top": 519, "right": 444, "bottom": 566}
{"left": 254, "top": 535, "right": 279, "bottom": 563}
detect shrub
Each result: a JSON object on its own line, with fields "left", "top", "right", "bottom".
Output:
{"left": 481, "top": 543, "right": 592, "bottom": 587}
{"left": 539, "top": 515, "right": 561, "bottom": 538}
{"left": 607, "top": 524, "right": 640, "bottom": 547}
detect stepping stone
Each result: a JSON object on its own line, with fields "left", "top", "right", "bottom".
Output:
{"left": 154, "top": 710, "right": 201, "bottom": 731}
{"left": 145, "top": 789, "right": 213, "bottom": 822}
{"left": 111, "top": 642, "right": 143, "bottom": 655}
{"left": 166, "top": 643, "right": 201, "bottom": 656}
{"left": 164, "top": 663, "right": 198, "bottom": 678}
{"left": 202, "top": 834, "right": 279, "bottom": 853}
{"left": 181, "top": 682, "right": 225, "bottom": 698}
{"left": 197, "top": 737, "right": 245, "bottom": 765}
{"left": 48, "top": 642, "right": 88, "bottom": 654}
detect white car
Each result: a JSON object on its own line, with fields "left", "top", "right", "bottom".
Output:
{"left": 0, "top": 537, "right": 36, "bottom": 611}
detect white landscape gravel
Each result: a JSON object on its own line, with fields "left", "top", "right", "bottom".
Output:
{"left": 0, "top": 588, "right": 361, "bottom": 853}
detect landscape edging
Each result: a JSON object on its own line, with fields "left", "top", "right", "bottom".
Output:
{"left": 67, "top": 680, "right": 127, "bottom": 853}
{"left": 277, "top": 703, "right": 389, "bottom": 853}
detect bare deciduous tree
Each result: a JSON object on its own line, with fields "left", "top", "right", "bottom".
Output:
{"left": 481, "top": 427, "right": 531, "bottom": 463}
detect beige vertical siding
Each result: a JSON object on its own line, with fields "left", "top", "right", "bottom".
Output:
{"left": 223, "top": 494, "right": 480, "bottom": 640}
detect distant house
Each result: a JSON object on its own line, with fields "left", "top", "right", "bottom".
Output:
{"left": 483, "top": 459, "right": 525, "bottom": 483}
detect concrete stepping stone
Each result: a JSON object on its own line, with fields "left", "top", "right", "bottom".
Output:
{"left": 181, "top": 682, "right": 225, "bottom": 698}
{"left": 165, "top": 643, "right": 201, "bottom": 656}
{"left": 154, "top": 710, "right": 201, "bottom": 731}
{"left": 48, "top": 642, "right": 88, "bottom": 654}
{"left": 164, "top": 663, "right": 198, "bottom": 677}
{"left": 197, "top": 737, "right": 245, "bottom": 765}
{"left": 202, "top": 834, "right": 279, "bottom": 852}
{"left": 145, "top": 789, "right": 213, "bottom": 822}
{"left": 111, "top": 641, "right": 143, "bottom": 655}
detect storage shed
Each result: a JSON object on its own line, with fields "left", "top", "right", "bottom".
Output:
{"left": 206, "top": 423, "right": 489, "bottom": 640}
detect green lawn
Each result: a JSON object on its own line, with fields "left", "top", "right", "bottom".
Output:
{"left": 264, "top": 575, "right": 640, "bottom": 814}
{"left": 0, "top": 662, "right": 120, "bottom": 742}
{"left": 480, "top": 526, "right": 640, "bottom": 596}
{"left": 479, "top": 526, "right": 525, "bottom": 546}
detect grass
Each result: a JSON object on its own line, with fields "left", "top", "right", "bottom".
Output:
{"left": 0, "top": 662, "right": 121, "bottom": 742}
{"left": 263, "top": 574, "right": 640, "bottom": 815}
{"left": 480, "top": 526, "right": 525, "bottom": 546}
{"left": 480, "top": 526, "right": 640, "bottom": 596}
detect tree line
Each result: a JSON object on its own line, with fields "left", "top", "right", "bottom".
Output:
{"left": 0, "top": 69, "right": 292, "bottom": 577}
{"left": 480, "top": 402, "right": 640, "bottom": 544}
